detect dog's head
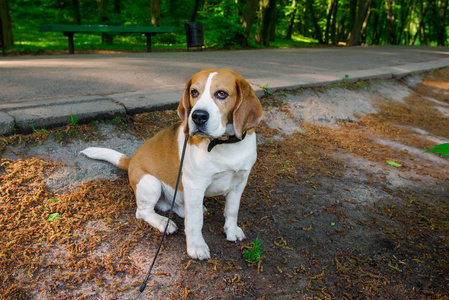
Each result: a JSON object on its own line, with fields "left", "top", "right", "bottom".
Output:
{"left": 177, "top": 69, "right": 263, "bottom": 140}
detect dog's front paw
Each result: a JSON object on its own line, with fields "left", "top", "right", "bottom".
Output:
{"left": 187, "top": 241, "right": 210, "bottom": 260}
{"left": 224, "top": 225, "right": 246, "bottom": 242}
{"left": 157, "top": 218, "right": 178, "bottom": 235}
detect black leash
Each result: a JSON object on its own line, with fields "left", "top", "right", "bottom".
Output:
{"left": 134, "top": 134, "right": 189, "bottom": 300}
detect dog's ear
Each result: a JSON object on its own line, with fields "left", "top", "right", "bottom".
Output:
{"left": 233, "top": 78, "right": 263, "bottom": 140}
{"left": 177, "top": 78, "right": 192, "bottom": 134}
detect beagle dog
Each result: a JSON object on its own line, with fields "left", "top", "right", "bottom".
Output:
{"left": 81, "top": 69, "right": 263, "bottom": 260}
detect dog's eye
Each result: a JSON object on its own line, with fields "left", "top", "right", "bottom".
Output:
{"left": 191, "top": 89, "right": 199, "bottom": 98}
{"left": 215, "top": 91, "right": 228, "bottom": 100}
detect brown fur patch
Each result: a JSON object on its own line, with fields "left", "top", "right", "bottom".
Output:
{"left": 128, "top": 122, "right": 182, "bottom": 191}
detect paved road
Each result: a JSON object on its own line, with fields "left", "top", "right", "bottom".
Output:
{"left": 1, "top": 45, "right": 449, "bottom": 135}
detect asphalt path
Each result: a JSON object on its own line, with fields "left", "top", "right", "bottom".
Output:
{"left": 1, "top": 45, "right": 449, "bottom": 135}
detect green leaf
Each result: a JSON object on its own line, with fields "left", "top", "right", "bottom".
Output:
{"left": 46, "top": 212, "right": 60, "bottom": 222}
{"left": 387, "top": 161, "right": 402, "bottom": 167}
{"left": 424, "top": 143, "right": 449, "bottom": 157}
{"left": 50, "top": 198, "right": 59, "bottom": 203}
{"left": 330, "top": 222, "right": 335, "bottom": 226}
{"left": 244, "top": 234, "right": 263, "bottom": 264}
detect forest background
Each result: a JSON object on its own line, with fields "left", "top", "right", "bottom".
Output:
{"left": 0, "top": 0, "right": 448, "bottom": 54}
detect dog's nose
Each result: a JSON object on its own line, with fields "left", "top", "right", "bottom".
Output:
{"left": 192, "top": 110, "right": 209, "bottom": 125}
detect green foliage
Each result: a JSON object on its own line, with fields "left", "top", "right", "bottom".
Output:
{"left": 259, "top": 83, "right": 273, "bottom": 95}
{"left": 244, "top": 234, "right": 263, "bottom": 264}
{"left": 28, "top": 120, "right": 47, "bottom": 135}
{"left": 343, "top": 74, "right": 349, "bottom": 86}
{"left": 46, "top": 212, "right": 60, "bottom": 222}
{"left": 424, "top": 144, "right": 449, "bottom": 157}
{"left": 6, "top": 0, "right": 449, "bottom": 53}
{"left": 70, "top": 108, "right": 78, "bottom": 126}
{"left": 200, "top": 0, "right": 245, "bottom": 48}
{"left": 110, "top": 115, "right": 128, "bottom": 131}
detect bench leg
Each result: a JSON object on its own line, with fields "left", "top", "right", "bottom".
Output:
{"left": 63, "top": 32, "right": 75, "bottom": 54}
{"left": 144, "top": 33, "right": 155, "bottom": 52}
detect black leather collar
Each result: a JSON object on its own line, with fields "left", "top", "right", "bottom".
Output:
{"left": 207, "top": 132, "right": 247, "bottom": 152}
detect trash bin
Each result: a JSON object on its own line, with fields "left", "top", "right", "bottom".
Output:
{"left": 185, "top": 22, "right": 204, "bottom": 51}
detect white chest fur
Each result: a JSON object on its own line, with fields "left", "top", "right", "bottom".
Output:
{"left": 179, "top": 128, "right": 257, "bottom": 197}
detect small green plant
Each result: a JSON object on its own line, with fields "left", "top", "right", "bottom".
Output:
{"left": 424, "top": 143, "right": 449, "bottom": 157}
{"left": 244, "top": 234, "right": 263, "bottom": 264}
{"left": 355, "top": 81, "right": 368, "bottom": 89}
{"left": 70, "top": 108, "right": 79, "bottom": 126}
{"left": 29, "top": 120, "right": 47, "bottom": 135}
{"left": 29, "top": 120, "right": 37, "bottom": 133}
{"left": 259, "top": 83, "right": 272, "bottom": 95}
{"left": 343, "top": 74, "right": 349, "bottom": 86}
{"left": 275, "top": 90, "right": 286, "bottom": 96}
{"left": 111, "top": 115, "right": 127, "bottom": 131}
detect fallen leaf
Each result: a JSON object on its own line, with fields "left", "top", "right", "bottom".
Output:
{"left": 387, "top": 161, "right": 402, "bottom": 167}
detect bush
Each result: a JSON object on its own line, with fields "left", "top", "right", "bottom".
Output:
{"left": 200, "top": 0, "right": 245, "bottom": 48}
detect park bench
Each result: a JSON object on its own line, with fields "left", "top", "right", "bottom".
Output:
{"left": 38, "top": 24, "right": 176, "bottom": 54}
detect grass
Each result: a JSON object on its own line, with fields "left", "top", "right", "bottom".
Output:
{"left": 9, "top": 25, "right": 188, "bottom": 53}
{"left": 70, "top": 108, "right": 79, "bottom": 126}
{"left": 7, "top": 24, "right": 319, "bottom": 55}
{"left": 28, "top": 120, "right": 47, "bottom": 135}
{"left": 243, "top": 234, "right": 263, "bottom": 264}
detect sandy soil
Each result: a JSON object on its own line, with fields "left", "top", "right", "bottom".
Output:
{"left": 1, "top": 69, "right": 449, "bottom": 299}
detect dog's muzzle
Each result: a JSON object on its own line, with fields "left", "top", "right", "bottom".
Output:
{"left": 190, "top": 109, "right": 210, "bottom": 136}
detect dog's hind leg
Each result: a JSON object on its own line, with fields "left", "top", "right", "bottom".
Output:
{"left": 135, "top": 174, "right": 178, "bottom": 234}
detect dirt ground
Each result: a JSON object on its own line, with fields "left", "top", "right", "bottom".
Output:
{"left": 1, "top": 69, "right": 449, "bottom": 300}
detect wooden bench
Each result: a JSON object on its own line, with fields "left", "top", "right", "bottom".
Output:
{"left": 38, "top": 25, "right": 176, "bottom": 54}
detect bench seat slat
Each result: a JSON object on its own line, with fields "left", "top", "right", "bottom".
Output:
{"left": 39, "top": 24, "right": 176, "bottom": 34}
{"left": 38, "top": 25, "right": 176, "bottom": 54}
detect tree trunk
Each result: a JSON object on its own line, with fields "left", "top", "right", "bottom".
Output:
{"left": 360, "top": 0, "right": 372, "bottom": 44}
{"left": 348, "top": 0, "right": 368, "bottom": 46}
{"left": 438, "top": 0, "right": 449, "bottom": 46}
{"left": 396, "top": 0, "right": 410, "bottom": 44}
{"left": 371, "top": 0, "right": 379, "bottom": 44}
{"left": 71, "top": 0, "right": 81, "bottom": 24}
{"left": 330, "top": 0, "right": 338, "bottom": 44}
{"left": 256, "top": 0, "right": 278, "bottom": 46}
{"left": 0, "top": 0, "right": 13, "bottom": 48}
{"left": 385, "top": 0, "right": 396, "bottom": 44}
{"left": 150, "top": 0, "right": 161, "bottom": 26}
{"left": 348, "top": 0, "right": 357, "bottom": 35}
{"left": 190, "top": 0, "right": 204, "bottom": 22}
{"left": 410, "top": 0, "right": 430, "bottom": 45}
{"left": 97, "top": 0, "right": 113, "bottom": 44}
{"left": 114, "top": 0, "right": 121, "bottom": 15}
{"left": 324, "top": 0, "right": 334, "bottom": 44}
{"left": 306, "top": 0, "right": 323, "bottom": 43}
{"left": 241, "top": 0, "right": 259, "bottom": 47}
{"left": 285, "top": 0, "right": 297, "bottom": 40}
{"left": 431, "top": 0, "right": 448, "bottom": 46}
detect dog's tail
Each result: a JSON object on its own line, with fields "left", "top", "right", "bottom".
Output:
{"left": 80, "top": 147, "right": 130, "bottom": 171}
